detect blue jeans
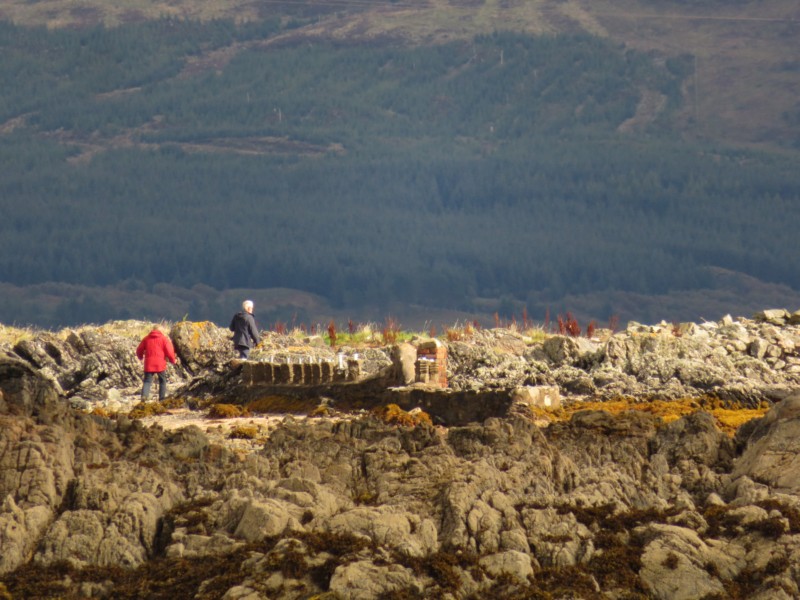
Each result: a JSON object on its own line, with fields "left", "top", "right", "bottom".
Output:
{"left": 142, "top": 371, "right": 168, "bottom": 400}
{"left": 235, "top": 345, "right": 251, "bottom": 359}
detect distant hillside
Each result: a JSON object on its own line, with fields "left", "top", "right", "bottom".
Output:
{"left": 2, "top": 0, "right": 797, "bottom": 148}
{"left": 1, "top": 1, "right": 799, "bottom": 329}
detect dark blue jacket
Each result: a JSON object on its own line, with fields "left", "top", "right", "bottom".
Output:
{"left": 229, "top": 311, "right": 260, "bottom": 348}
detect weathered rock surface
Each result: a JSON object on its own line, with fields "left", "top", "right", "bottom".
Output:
{"left": 447, "top": 314, "right": 800, "bottom": 406}
{"left": 731, "top": 394, "right": 800, "bottom": 493}
{"left": 3, "top": 310, "right": 800, "bottom": 413}
{"left": 1, "top": 311, "right": 800, "bottom": 598}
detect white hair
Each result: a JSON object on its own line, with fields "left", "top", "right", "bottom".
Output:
{"left": 242, "top": 300, "right": 254, "bottom": 311}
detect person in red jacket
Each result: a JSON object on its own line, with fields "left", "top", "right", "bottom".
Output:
{"left": 136, "top": 326, "right": 177, "bottom": 401}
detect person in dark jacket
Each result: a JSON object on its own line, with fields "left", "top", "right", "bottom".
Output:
{"left": 136, "top": 326, "right": 177, "bottom": 401}
{"left": 230, "top": 299, "right": 261, "bottom": 359}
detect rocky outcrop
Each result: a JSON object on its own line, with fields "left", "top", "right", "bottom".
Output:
{"left": 6, "top": 322, "right": 190, "bottom": 412}
{"left": 3, "top": 310, "right": 800, "bottom": 414}
{"left": 170, "top": 320, "right": 234, "bottom": 375}
{"left": 2, "top": 311, "right": 800, "bottom": 598}
{"left": 731, "top": 394, "right": 800, "bottom": 493}
{"left": 446, "top": 313, "right": 800, "bottom": 406}
{"left": 4, "top": 343, "right": 800, "bottom": 598}
{"left": 0, "top": 358, "right": 236, "bottom": 577}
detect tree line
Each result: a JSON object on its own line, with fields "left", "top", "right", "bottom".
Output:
{"left": 1, "top": 20, "right": 799, "bottom": 327}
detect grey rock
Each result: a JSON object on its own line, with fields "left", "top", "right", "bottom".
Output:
{"left": 753, "top": 309, "right": 790, "bottom": 325}
{"left": 521, "top": 507, "right": 593, "bottom": 567}
{"left": 0, "top": 497, "right": 52, "bottom": 574}
{"left": 233, "top": 498, "right": 299, "bottom": 543}
{"left": 731, "top": 394, "right": 800, "bottom": 493}
{"left": 637, "top": 523, "right": 743, "bottom": 600}
{"left": 392, "top": 342, "right": 418, "bottom": 385}
{"left": 511, "top": 385, "right": 560, "bottom": 409}
{"left": 317, "top": 506, "right": 437, "bottom": 557}
{"left": 329, "top": 560, "right": 422, "bottom": 599}
{"left": 170, "top": 320, "right": 234, "bottom": 374}
{"left": 478, "top": 550, "right": 535, "bottom": 582}
{"left": 542, "top": 335, "right": 602, "bottom": 367}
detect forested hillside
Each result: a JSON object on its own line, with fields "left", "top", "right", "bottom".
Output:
{"left": 1, "top": 4, "right": 799, "bottom": 329}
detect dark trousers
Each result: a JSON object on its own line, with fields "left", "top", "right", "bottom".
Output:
{"left": 142, "top": 371, "right": 168, "bottom": 400}
{"left": 235, "top": 345, "right": 251, "bottom": 359}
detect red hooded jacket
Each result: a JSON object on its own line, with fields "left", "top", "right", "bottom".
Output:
{"left": 136, "top": 329, "right": 177, "bottom": 373}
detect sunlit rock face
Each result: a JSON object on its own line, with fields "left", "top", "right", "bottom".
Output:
{"left": 1, "top": 312, "right": 800, "bottom": 598}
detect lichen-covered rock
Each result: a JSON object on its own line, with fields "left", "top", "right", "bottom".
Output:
{"left": 392, "top": 342, "right": 417, "bottom": 385}
{"left": 266, "top": 476, "right": 348, "bottom": 520}
{"left": 652, "top": 411, "right": 735, "bottom": 469}
{"left": 510, "top": 385, "right": 560, "bottom": 409}
{"left": 170, "top": 320, "right": 233, "bottom": 374}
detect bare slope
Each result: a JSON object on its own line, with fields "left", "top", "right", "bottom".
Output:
{"left": 2, "top": 0, "right": 797, "bottom": 147}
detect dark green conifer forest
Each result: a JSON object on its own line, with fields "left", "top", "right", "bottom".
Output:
{"left": 1, "top": 17, "right": 799, "bottom": 328}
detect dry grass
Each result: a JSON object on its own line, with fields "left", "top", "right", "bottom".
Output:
{"left": 0, "top": 320, "right": 166, "bottom": 348}
{"left": 583, "top": 0, "right": 800, "bottom": 146}
{"left": 86, "top": 320, "right": 168, "bottom": 342}
{"left": 0, "top": 324, "right": 37, "bottom": 347}
{"left": 2, "top": 319, "right": 165, "bottom": 340}
{"left": 0, "top": 0, "right": 794, "bottom": 152}
{"left": 0, "top": 0, "right": 258, "bottom": 28}
{"left": 521, "top": 326, "right": 550, "bottom": 344}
